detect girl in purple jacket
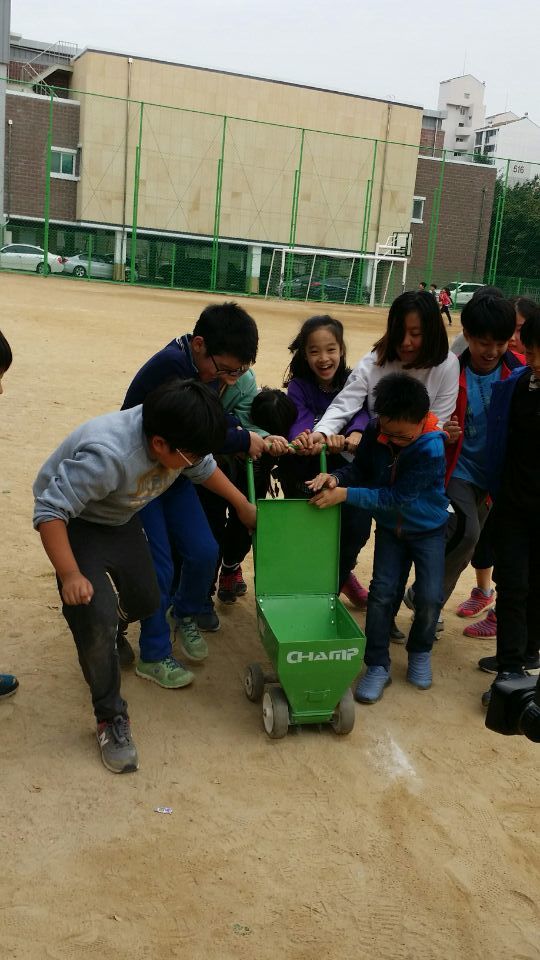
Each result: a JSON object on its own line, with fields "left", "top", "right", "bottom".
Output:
{"left": 280, "top": 315, "right": 370, "bottom": 607}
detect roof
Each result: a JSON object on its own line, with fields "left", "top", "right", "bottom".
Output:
{"left": 476, "top": 115, "right": 540, "bottom": 132}
{"left": 72, "top": 47, "right": 423, "bottom": 111}
{"left": 440, "top": 73, "right": 485, "bottom": 85}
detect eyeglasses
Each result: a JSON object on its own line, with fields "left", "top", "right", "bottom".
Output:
{"left": 208, "top": 353, "right": 249, "bottom": 378}
{"left": 173, "top": 448, "right": 204, "bottom": 467}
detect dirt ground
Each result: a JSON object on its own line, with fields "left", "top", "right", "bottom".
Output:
{"left": 1, "top": 273, "right": 539, "bottom": 960}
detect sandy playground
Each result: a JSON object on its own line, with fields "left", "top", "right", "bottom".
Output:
{"left": 0, "top": 273, "right": 539, "bottom": 960}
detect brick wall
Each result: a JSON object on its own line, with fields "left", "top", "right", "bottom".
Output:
{"left": 410, "top": 157, "right": 496, "bottom": 282}
{"left": 4, "top": 92, "right": 80, "bottom": 221}
{"left": 419, "top": 128, "right": 445, "bottom": 154}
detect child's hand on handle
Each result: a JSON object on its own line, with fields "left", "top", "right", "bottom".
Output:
{"left": 305, "top": 472, "right": 337, "bottom": 492}
{"left": 325, "top": 433, "right": 346, "bottom": 453}
{"left": 264, "top": 435, "right": 290, "bottom": 456}
{"left": 442, "top": 416, "right": 461, "bottom": 444}
{"left": 344, "top": 431, "right": 362, "bottom": 454}
{"left": 309, "top": 486, "right": 347, "bottom": 509}
{"left": 291, "top": 430, "right": 317, "bottom": 455}
{"left": 237, "top": 500, "right": 257, "bottom": 533}
{"left": 248, "top": 432, "right": 267, "bottom": 459}
{"left": 61, "top": 571, "right": 94, "bottom": 606}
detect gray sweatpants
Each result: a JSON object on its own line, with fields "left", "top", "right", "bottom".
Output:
{"left": 443, "top": 477, "right": 490, "bottom": 604}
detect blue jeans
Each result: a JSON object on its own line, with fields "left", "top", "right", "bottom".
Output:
{"left": 365, "top": 523, "right": 446, "bottom": 671}
{"left": 139, "top": 476, "right": 218, "bottom": 661}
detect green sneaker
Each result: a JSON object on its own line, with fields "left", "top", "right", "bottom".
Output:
{"left": 135, "top": 655, "right": 194, "bottom": 689}
{"left": 166, "top": 609, "right": 209, "bottom": 663}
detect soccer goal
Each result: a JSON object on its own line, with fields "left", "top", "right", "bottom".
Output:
{"left": 265, "top": 236, "right": 411, "bottom": 306}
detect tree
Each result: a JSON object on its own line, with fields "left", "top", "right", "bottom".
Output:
{"left": 489, "top": 175, "right": 540, "bottom": 279}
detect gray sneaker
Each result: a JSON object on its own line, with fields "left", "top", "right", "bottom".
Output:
{"left": 96, "top": 715, "right": 139, "bottom": 774}
{"left": 167, "top": 608, "right": 209, "bottom": 662}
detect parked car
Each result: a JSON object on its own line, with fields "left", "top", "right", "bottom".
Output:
{"left": 155, "top": 260, "right": 212, "bottom": 289}
{"left": 63, "top": 252, "right": 139, "bottom": 281}
{"left": 446, "top": 282, "right": 485, "bottom": 305}
{"left": 0, "top": 243, "right": 65, "bottom": 274}
{"left": 278, "top": 274, "right": 362, "bottom": 302}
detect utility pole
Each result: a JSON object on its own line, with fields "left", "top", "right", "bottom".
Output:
{"left": 0, "top": 0, "right": 10, "bottom": 242}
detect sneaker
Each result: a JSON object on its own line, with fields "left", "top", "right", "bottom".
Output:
{"left": 96, "top": 714, "right": 138, "bottom": 773}
{"left": 136, "top": 655, "right": 194, "bottom": 688}
{"left": 390, "top": 620, "right": 406, "bottom": 644}
{"left": 196, "top": 603, "right": 220, "bottom": 633}
{"left": 0, "top": 673, "right": 18, "bottom": 699}
{"left": 217, "top": 564, "right": 248, "bottom": 604}
{"left": 481, "top": 669, "right": 529, "bottom": 708}
{"left": 407, "top": 651, "right": 432, "bottom": 689}
{"left": 456, "top": 587, "right": 494, "bottom": 618}
{"left": 166, "top": 609, "right": 209, "bottom": 662}
{"left": 479, "top": 653, "right": 540, "bottom": 674}
{"left": 464, "top": 609, "right": 497, "bottom": 639}
{"left": 116, "top": 620, "right": 135, "bottom": 667}
{"left": 354, "top": 666, "right": 391, "bottom": 704}
{"left": 403, "top": 586, "right": 415, "bottom": 611}
{"left": 341, "top": 573, "right": 369, "bottom": 609}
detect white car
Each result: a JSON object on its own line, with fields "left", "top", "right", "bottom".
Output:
{"left": 63, "top": 252, "right": 138, "bottom": 281}
{"left": 447, "top": 282, "right": 485, "bottom": 305}
{"left": 0, "top": 243, "right": 65, "bottom": 274}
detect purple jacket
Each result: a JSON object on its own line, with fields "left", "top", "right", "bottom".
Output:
{"left": 287, "top": 377, "right": 369, "bottom": 439}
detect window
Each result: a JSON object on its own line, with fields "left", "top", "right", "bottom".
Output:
{"left": 464, "top": 92, "right": 470, "bottom": 99}
{"left": 50, "top": 148, "right": 77, "bottom": 179}
{"left": 475, "top": 132, "right": 483, "bottom": 145}
{"left": 411, "top": 197, "right": 425, "bottom": 223}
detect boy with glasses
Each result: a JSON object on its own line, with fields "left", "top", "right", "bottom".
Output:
{"left": 33, "top": 380, "right": 237, "bottom": 772}
{"left": 121, "top": 303, "right": 270, "bottom": 686}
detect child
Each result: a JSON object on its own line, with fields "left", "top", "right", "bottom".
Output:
{"left": 282, "top": 315, "right": 371, "bottom": 605}
{"left": 121, "top": 303, "right": 265, "bottom": 679}
{"left": 299, "top": 293, "right": 458, "bottom": 619}
{"left": 481, "top": 305, "right": 540, "bottom": 705}
{"left": 0, "top": 329, "right": 18, "bottom": 701}
{"left": 434, "top": 293, "right": 520, "bottom": 609}
{"left": 439, "top": 287, "right": 453, "bottom": 325}
{"left": 33, "top": 380, "right": 242, "bottom": 773}
{"left": 308, "top": 373, "right": 448, "bottom": 703}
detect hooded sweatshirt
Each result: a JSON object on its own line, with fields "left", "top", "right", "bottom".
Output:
{"left": 33, "top": 405, "right": 216, "bottom": 528}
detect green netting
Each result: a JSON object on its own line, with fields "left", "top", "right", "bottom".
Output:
{"left": 2, "top": 77, "right": 540, "bottom": 306}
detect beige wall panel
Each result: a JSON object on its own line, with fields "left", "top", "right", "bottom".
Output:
{"left": 72, "top": 52, "right": 422, "bottom": 245}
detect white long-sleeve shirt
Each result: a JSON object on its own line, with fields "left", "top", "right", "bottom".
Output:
{"left": 315, "top": 350, "right": 460, "bottom": 436}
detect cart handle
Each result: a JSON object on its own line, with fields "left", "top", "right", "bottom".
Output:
{"left": 246, "top": 444, "right": 327, "bottom": 505}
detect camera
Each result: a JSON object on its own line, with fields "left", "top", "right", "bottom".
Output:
{"left": 485, "top": 673, "right": 540, "bottom": 742}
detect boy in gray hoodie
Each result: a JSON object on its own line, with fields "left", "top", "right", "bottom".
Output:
{"left": 33, "top": 380, "right": 252, "bottom": 774}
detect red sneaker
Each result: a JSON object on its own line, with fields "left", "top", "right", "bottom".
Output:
{"left": 341, "top": 573, "right": 369, "bottom": 609}
{"left": 456, "top": 587, "right": 494, "bottom": 618}
{"left": 217, "top": 565, "right": 248, "bottom": 604}
{"left": 463, "top": 609, "right": 497, "bottom": 638}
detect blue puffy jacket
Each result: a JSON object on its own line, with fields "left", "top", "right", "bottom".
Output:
{"left": 333, "top": 414, "right": 449, "bottom": 535}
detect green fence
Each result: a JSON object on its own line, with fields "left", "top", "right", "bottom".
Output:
{"left": 2, "top": 77, "right": 540, "bottom": 308}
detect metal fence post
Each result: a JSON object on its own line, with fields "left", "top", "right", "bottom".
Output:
{"left": 130, "top": 101, "right": 144, "bottom": 283}
{"left": 42, "top": 88, "right": 54, "bottom": 276}
{"left": 284, "top": 128, "right": 305, "bottom": 295}
{"left": 425, "top": 148, "right": 446, "bottom": 284}
{"left": 487, "top": 159, "right": 510, "bottom": 285}
{"left": 211, "top": 115, "right": 227, "bottom": 291}
{"left": 356, "top": 138, "right": 378, "bottom": 302}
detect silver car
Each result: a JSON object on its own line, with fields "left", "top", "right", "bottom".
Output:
{"left": 63, "top": 252, "right": 138, "bottom": 281}
{"left": 447, "top": 282, "right": 485, "bottom": 305}
{"left": 0, "top": 243, "right": 65, "bottom": 274}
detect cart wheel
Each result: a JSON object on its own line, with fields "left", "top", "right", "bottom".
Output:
{"left": 262, "top": 686, "right": 289, "bottom": 739}
{"left": 244, "top": 663, "right": 265, "bottom": 703}
{"left": 331, "top": 688, "right": 356, "bottom": 735}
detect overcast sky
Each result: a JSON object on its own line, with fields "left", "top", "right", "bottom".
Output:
{"left": 11, "top": 0, "right": 540, "bottom": 120}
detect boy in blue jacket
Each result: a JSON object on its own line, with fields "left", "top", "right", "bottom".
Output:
{"left": 122, "top": 303, "right": 269, "bottom": 684}
{"left": 481, "top": 306, "right": 540, "bottom": 706}
{"left": 308, "top": 373, "right": 449, "bottom": 704}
